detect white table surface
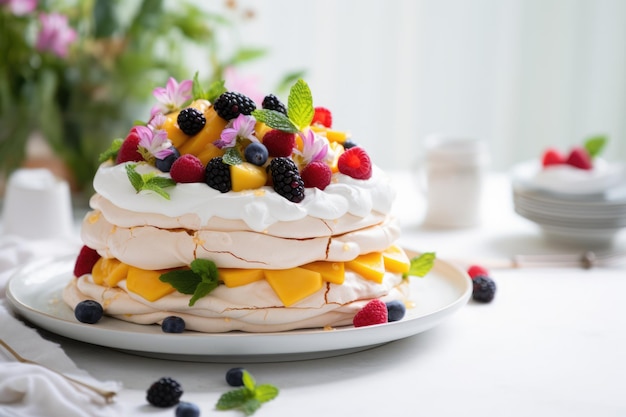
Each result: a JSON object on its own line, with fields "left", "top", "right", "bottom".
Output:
{"left": 6, "top": 172, "right": 626, "bottom": 416}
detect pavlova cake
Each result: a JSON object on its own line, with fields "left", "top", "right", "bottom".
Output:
{"left": 64, "top": 76, "right": 433, "bottom": 333}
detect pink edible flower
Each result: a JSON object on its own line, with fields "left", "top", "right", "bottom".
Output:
{"left": 214, "top": 114, "right": 257, "bottom": 149}
{"left": 136, "top": 125, "right": 173, "bottom": 159}
{"left": 150, "top": 77, "right": 193, "bottom": 116}
{"left": 0, "top": 0, "right": 37, "bottom": 16}
{"left": 35, "top": 12, "right": 77, "bottom": 58}
{"left": 294, "top": 128, "right": 328, "bottom": 165}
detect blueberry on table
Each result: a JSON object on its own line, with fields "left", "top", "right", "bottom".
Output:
{"left": 74, "top": 300, "right": 103, "bottom": 324}
{"left": 225, "top": 367, "right": 245, "bottom": 387}
{"left": 176, "top": 401, "right": 200, "bottom": 417}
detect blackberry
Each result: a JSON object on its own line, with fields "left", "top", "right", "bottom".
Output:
{"left": 213, "top": 91, "right": 256, "bottom": 120}
{"left": 74, "top": 300, "right": 103, "bottom": 324}
{"left": 261, "top": 94, "right": 287, "bottom": 115}
{"left": 472, "top": 275, "right": 496, "bottom": 303}
{"left": 177, "top": 108, "right": 206, "bottom": 136}
{"left": 205, "top": 157, "right": 232, "bottom": 193}
{"left": 269, "top": 157, "right": 305, "bottom": 203}
{"left": 146, "top": 377, "right": 183, "bottom": 408}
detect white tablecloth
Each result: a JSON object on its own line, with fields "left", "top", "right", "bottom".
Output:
{"left": 2, "top": 172, "right": 626, "bottom": 416}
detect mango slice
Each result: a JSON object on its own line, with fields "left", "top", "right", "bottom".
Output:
{"left": 301, "top": 261, "right": 345, "bottom": 285}
{"left": 346, "top": 252, "right": 385, "bottom": 283}
{"left": 179, "top": 107, "right": 227, "bottom": 157}
{"left": 220, "top": 268, "right": 265, "bottom": 288}
{"left": 91, "top": 257, "right": 123, "bottom": 286}
{"left": 230, "top": 162, "right": 268, "bottom": 192}
{"left": 382, "top": 245, "right": 411, "bottom": 273}
{"left": 264, "top": 268, "right": 323, "bottom": 306}
{"left": 162, "top": 110, "right": 188, "bottom": 148}
{"left": 310, "top": 125, "right": 349, "bottom": 143}
{"left": 126, "top": 266, "right": 176, "bottom": 302}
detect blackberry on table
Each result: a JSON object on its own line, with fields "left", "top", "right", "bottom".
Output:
{"left": 213, "top": 91, "right": 256, "bottom": 120}
{"left": 205, "top": 157, "right": 232, "bottom": 193}
{"left": 269, "top": 157, "right": 305, "bottom": 203}
{"left": 261, "top": 94, "right": 287, "bottom": 115}
{"left": 146, "top": 377, "right": 183, "bottom": 408}
{"left": 472, "top": 275, "right": 496, "bottom": 302}
{"left": 177, "top": 108, "right": 206, "bottom": 136}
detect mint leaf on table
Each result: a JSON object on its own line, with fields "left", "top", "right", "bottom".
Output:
{"left": 251, "top": 109, "right": 299, "bottom": 133}
{"left": 216, "top": 370, "right": 279, "bottom": 416}
{"left": 125, "top": 164, "right": 175, "bottom": 200}
{"left": 98, "top": 138, "right": 123, "bottom": 163}
{"left": 403, "top": 252, "right": 436, "bottom": 279}
{"left": 287, "top": 79, "right": 314, "bottom": 130}
{"left": 159, "top": 259, "right": 219, "bottom": 306}
{"left": 584, "top": 135, "right": 607, "bottom": 158}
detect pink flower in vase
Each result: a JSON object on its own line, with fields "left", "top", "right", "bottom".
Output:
{"left": 35, "top": 12, "right": 77, "bottom": 58}
{"left": 0, "top": 0, "right": 37, "bottom": 16}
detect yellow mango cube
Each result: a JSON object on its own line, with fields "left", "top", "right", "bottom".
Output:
{"left": 196, "top": 143, "right": 225, "bottom": 165}
{"left": 310, "top": 125, "right": 349, "bottom": 143}
{"left": 230, "top": 162, "right": 268, "bottom": 192}
{"left": 126, "top": 266, "right": 176, "bottom": 302}
{"left": 346, "top": 252, "right": 385, "bottom": 283}
{"left": 220, "top": 268, "right": 265, "bottom": 288}
{"left": 264, "top": 268, "right": 323, "bottom": 306}
{"left": 161, "top": 110, "right": 189, "bottom": 148}
{"left": 301, "top": 261, "right": 345, "bottom": 285}
{"left": 91, "top": 257, "right": 122, "bottom": 285}
{"left": 104, "top": 262, "right": 130, "bottom": 287}
{"left": 382, "top": 245, "right": 411, "bottom": 273}
{"left": 179, "top": 107, "right": 227, "bottom": 157}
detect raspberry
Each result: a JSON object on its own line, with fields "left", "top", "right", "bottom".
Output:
{"left": 269, "top": 157, "right": 305, "bottom": 203}
{"left": 170, "top": 154, "right": 205, "bottom": 183}
{"left": 472, "top": 276, "right": 496, "bottom": 303}
{"left": 213, "top": 91, "right": 256, "bottom": 120}
{"left": 565, "top": 146, "right": 592, "bottom": 170}
{"left": 177, "top": 108, "right": 206, "bottom": 136}
{"left": 301, "top": 161, "right": 332, "bottom": 190}
{"left": 146, "top": 377, "right": 183, "bottom": 408}
{"left": 205, "top": 156, "right": 232, "bottom": 193}
{"left": 261, "top": 94, "right": 287, "bottom": 115}
{"left": 337, "top": 147, "right": 372, "bottom": 180}
{"left": 353, "top": 299, "right": 388, "bottom": 327}
{"left": 541, "top": 147, "right": 565, "bottom": 167}
{"left": 73, "top": 245, "right": 101, "bottom": 277}
{"left": 467, "top": 264, "right": 489, "bottom": 279}
{"left": 262, "top": 130, "right": 295, "bottom": 157}
{"left": 311, "top": 106, "right": 332, "bottom": 128}
{"left": 385, "top": 300, "right": 406, "bottom": 322}
{"left": 115, "top": 127, "right": 144, "bottom": 164}
{"left": 74, "top": 300, "right": 103, "bottom": 324}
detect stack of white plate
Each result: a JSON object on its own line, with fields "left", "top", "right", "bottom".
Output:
{"left": 511, "top": 160, "right": 626, "bottom": 247}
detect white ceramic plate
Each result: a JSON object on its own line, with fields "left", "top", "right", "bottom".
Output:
{"left": 6, "top": 254, "right": 471, "bottom": 362}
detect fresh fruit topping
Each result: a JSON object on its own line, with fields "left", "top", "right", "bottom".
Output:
{"left": 73, "top": 245, "right": 101, "bottom": 278}
{"left": 225, "top": 367, "right": 245, "bottom": 387}
{"left": 74, "top": 300, "right": 103, "bottom": 324}
{"left": 386, "top": 300, "right": 406, "bottom": 322}
{"left": 467, "top": 264, "right": 489, "bottom": 279}
{"left": 230, "top": 162, "right": 267, "bottom": 191}
{"left": 244, "top": 142, "right": 269, "bottom": 166}
{"left": 213, "top": 91, "right": 257, "bottom": 121}
{"left": 155, "top": 146, "right": 180, "bottom": 172}
{"left": 161, "top": 316, "right": 186, "bottom": 333}
{"left": 205, "top": 156, "right": 232, "bottom": 193}
{"left": 216, "top": 370, "right": 279, "bottom": 415}
{"left": 115, "top": 127, "right": 144, "bottom": 164}
{"left": 262, "top": 129, "right": 296, "bottom": 157}
{"left": 541, "top": 147, "right": 565, "bottom": 167}
{"left": 177, "top": 107, "right": 206, "bottom": 136}
{"left": 311, "top": 106, "right": 332, "bottom": 128}
{"left": 472, "top": 275, "right": 496, "bottom": 302}
{"left": 565, "top": 146, "right": 592, "bottom": 170}
{"left": 261, "top": 94, "right": 287, "bottom": 115}
{"left": 353, "top": 299, "right": 388, "bottom": 327}
{"left": 146, "top": 377, "right": 183, "bottom": 408}
{"left": 269, "top": 157, "right": 305, "bottom": 203}
{"left": 170, "top": 154, "right": 205, "bottom": 183}
{"left": 342, "top": 139, "right": 358, "bottom": 149}
{"left": 175, "top": 402, "right": 200, "bottom": 417}
{"left": 337, "top": 147, "right": 372, "bottom": 180}
{"left": 301, "top": 161, "right": 332, "bottom": 190}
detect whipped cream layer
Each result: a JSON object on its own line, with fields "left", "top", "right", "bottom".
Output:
{"left": 63, "top": 271, "right": 409, "bottom": 332}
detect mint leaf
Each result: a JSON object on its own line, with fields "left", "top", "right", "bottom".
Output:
{"left": 192, "top": 72, "right": 207, "bottom": 100}
{"left": 159, "top": 269, "right": 202, "bottom": 294}
{"left": 584, "top": 135, "right": 607, "bottom": 158}
{"left": 216, "top": 371, "right": 278, "bottom": 416}
{"left": 142, "top": 182, "right": 171, "bottom": 200}
{"left": 125, "top": 164, "right": 144, "bottom": 191}
{"left": 287, "top": 79, "right": 314, "bottom": 130}
{"left": 242, "top": 370, "right": 256, "bottom": 391}
{"left": 189, "top": 281, "right": 218, "bottom": 306}
{"left": 216, "top": 388, "right": 251, "bottom": 410}
{"left": 207, "top": 80, "right": 227, "bottom": 103}
{"left": 254, "top": 384, "right": 279, "bottom": 402}
{"left": 190, "top": 258, "right": 219, "bottom": 279}
{"left": 146, "top": 176, "right": 176, "bottom": 189}
{"left": 160, "top": 259, "right": 220, "bottom": 306}
{"left": 125, "top": 164, "right": 174, "bottom": 199}
{"left": 223, "top": 147, "right": 244, "bottom": 166}
{"left": 251, "top": 109, "right": 298, "bottom": 133}
{"left": 403, "top": 252, "right": 436, "bottom": 279}
{"left": 241, "top": 400, "right": 262, "bottom": 416}
{"left": 99, "top": 138, "right": 123, "bottom": 163}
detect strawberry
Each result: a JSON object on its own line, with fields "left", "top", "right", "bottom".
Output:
{"left": 115, "top": 126, "right": 144, "bottom": 164}
{"left": 467, "top": 264, "right": 489, "bottom": 280}
{"left": 565, "top": 146, "right": 592, "bottom": 170}
{"left": 73, "top": 245, "right": 101, "bottom": 278}
{"left": 337, "top": 147, "right": 372, "bottom": 180}
{"left": 311, "top": 107, "right": 332, "bottom": 128}
{"left": 170, "top": 154, "right": 205, "bottom": 183}
{"left": 353, "top": 299, "right": 388, "bottom": 327}
{"left": 301, "top": 161, "right": 332, "bottom": 190}
{"left": 541, "top": 147, "right": 565, "bottom": 167}
{"left": 262, "top": 130, "right": 296, "bottom": 157}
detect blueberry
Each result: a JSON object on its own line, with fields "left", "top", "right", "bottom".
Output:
{"left": 162, "top": 316, "right": 185, "bottom": 333}
{"left": 225, "top": 367, "right": 245, "bottom": 387}
{"left": 244, "top": 142, "right": 269, "bottom": 166}
{"left": 74, "top": 300, "right": 103, "bottom": 324}
{"left": 472, "top": 275, "right": 496, "bottom": 303}
{"left": 155, "top": 147, "right": 180, "bottom": 172}
{"left": 175, "top": 401, "right": 200, "bottom": 417}
{"left": 385, "top": 300, "right": 406, "bottom": 322}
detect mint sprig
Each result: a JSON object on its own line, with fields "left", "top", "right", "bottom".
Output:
{"left": 223, "top": 147, "right": 244, "bottom": 166}
{"left": 403, "top": 252, "right": 436, "bottom": 279}
{"left": 159, "top": 259, "right": 219, "bottom": 306}
{"left": 251, "top": 109, "right": 298, "bottom": 133}
{"left": 216, "top": 370, "right": 279, "bottom": 416}
{"left": 125, "top": 164, "right": 175, "bottom": 200}
{"left": 584, "top": 135, "right": 607, "bottom": 158}
{"left": 250, "top": 78, "right": 314, "bottom": 133}
{"left": 192, "top": 72, "right": 227, "bottom": 102}
{"left": 98, "top": 138, "right": 123, "bottom": 163}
